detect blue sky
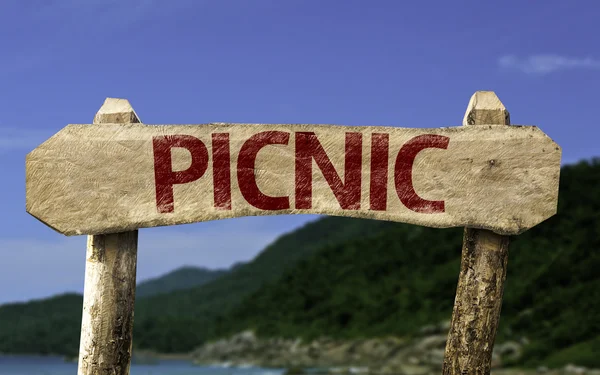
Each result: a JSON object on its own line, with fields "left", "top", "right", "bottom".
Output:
{"left": 0, "top": 0, "right": 598, "bottom": 304}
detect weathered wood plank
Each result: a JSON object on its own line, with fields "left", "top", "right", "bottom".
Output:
{"left": 26, "top": 118, "right": 560, "bottom": 237}
{"left": 442, "top": 91, "right": 516, "bottom": 375}
{"left": 77, "top": 98, "right": 139, "bottom": 375}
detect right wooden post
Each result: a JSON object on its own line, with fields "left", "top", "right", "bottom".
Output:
{"left": 442, "top": 91, "right": 512, "bottom": 375}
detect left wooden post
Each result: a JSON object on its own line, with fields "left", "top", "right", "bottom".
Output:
{"left": 77, "top": 98, "right": 141, "bottom": 375}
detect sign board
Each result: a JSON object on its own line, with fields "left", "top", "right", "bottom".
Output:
{"left": 26, "top": 123, "right": 561, "bottom": 236}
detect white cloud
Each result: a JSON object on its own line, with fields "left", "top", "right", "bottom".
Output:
{"left": 498, "top": 54, "right": 600, "bottom": 75}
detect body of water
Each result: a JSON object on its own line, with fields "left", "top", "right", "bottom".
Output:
{"left": 0, "top": 355, "right": 286, "bottom": 375}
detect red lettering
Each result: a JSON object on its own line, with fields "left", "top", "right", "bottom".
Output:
{"left": 394, "top": 134, "right": 449, "bottom": 213}
{"left": 369, "top": 133, "right": 389, "bottom": 211}
{"left": 237, "top": 131, "right": 291, "bottom": 210}
{"left": 295, "top": 132, "right": 362, "bottom": 210}
{"left": 212, "top": 133, "right": 232, "bottom": 210}
{"left": 153, "top": 135, "right": 209, "bottom": 213}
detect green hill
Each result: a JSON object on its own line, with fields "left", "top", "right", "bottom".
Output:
{"left": 210, "top": 158, "right": 600, "bottom": 368}
{"left": 136, "top": 266, "right": 228, "bottom": 297}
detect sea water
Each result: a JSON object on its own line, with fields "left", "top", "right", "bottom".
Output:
{"left": 0, "top": 355, "right": 286, "bottom": 375}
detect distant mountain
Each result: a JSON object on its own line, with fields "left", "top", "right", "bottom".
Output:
{"left": 131, "top": 216, "right": 396, "bottom": 352}
{"left": 0, "top": 265, "right": 229, "bottom": 357}
{"left": 136, "top": 266, "right": 228, "bottom": 298}
{"left": 229, "top": 261, "right": 246, "bottom": 272}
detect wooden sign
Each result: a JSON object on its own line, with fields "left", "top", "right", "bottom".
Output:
{"left": 26, "top": 122, "right": 561, "bottom": 236}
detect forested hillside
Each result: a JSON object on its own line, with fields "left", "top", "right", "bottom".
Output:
{"left": 0, "top": 158, "right": 598, "bottom": 368}
{"left": 212, "top": 158, "right": 600, "bottom": 367}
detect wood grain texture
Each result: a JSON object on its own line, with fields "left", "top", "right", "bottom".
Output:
{"left": 442, "top": 91, "right": 517, "bottom": 375}
{"left": 26, "top": 117, "right": 561, "bottom": 237}
{"left": 77, "top": 99, "right": 138, "bottom": 375}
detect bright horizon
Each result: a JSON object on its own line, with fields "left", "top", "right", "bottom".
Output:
{"left": 1, "top": 0, "right": 599, "bottom": 304}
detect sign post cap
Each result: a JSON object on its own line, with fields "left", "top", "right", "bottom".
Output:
{"left": 463, "top": 91, "right": 510, "bottom": 126}
{"left": 93, "top": 98, "right": 141, "bottom": 124}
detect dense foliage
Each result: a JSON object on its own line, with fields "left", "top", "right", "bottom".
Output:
{"left": 214, "top": 159, "right": 600, "bottom": 367}
{"left": 0, "top": 158, "right": 598, "bottom": 368}
{"left": 215, "top": 225, "right": 462, "bottom": 340}
{"left": 0, "top": 293, "right": 83, "bottom": 357}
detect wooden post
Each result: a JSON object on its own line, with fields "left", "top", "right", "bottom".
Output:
{"left": 442, "top": 91, "right": 512, "bottom": 375}
{"left": 77, "top": 98, "right": 140, "bottom": 375}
